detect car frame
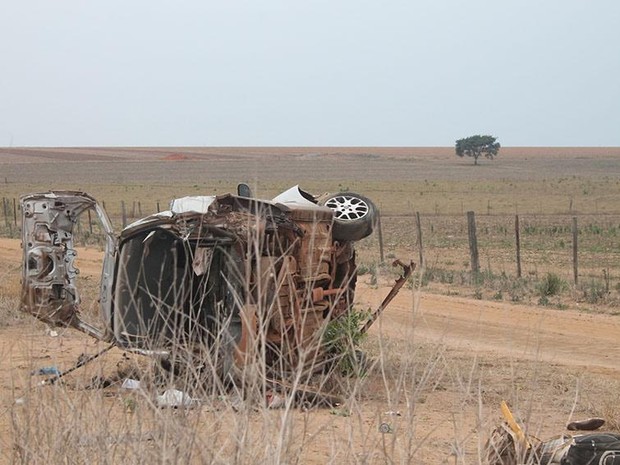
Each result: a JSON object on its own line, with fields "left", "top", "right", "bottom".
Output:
{"left": 20, "top": 185, "right": 411, "bottom": 381}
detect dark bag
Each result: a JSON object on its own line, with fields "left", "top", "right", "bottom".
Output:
{"left": 562, "top": 433, "right": 620, "bottom": 464}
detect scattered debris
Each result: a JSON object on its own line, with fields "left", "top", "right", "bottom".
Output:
{"left": 265, "top": 391, "right": 285, "bottom": 409}
{"left": 379, "top": 422, "right": 393, "bottom": 434}
{"left": 156, "top": 389, "right": 200, "bottom": 408}
{"left": 31, "top": 366, "right": 61, "bottom": 376}
{"left": 487, "top": 402, "right": 620, "bottom": 464}
{"left": 566, "top": 417, "right": 605, "bottom": 431}
{"left": 40, "top": 343, "right": 116, "bottom": 386}
{"left": 45, "top": 326, "right": 59, "bottom": 338}
{"left": 121, "top": 378, "right": 141, "bottom": 390}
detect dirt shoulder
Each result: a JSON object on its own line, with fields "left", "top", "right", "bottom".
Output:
{"left": 359, "top": 282, "right": 620, "bottom": 376}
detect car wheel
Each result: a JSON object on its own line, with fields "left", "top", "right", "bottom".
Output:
{"left": 320, "top": 192, "right": 377, "bottom": 241}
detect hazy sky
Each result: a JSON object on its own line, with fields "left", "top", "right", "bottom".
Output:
{"left": 1, "top": 1, "right": 619, "bottom": 147}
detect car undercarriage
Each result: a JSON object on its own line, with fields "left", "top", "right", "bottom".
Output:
{"left": 20, "top": 186, "right": 412, "bottom": 383}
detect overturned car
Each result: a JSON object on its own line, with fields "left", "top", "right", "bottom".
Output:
{"left": 20, "top": 185, "right": 411, "bottom": 381}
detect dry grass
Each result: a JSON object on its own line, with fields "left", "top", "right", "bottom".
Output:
{"left": 0, "top": 258, "right": 23, "bottom": 327}
{"left": 3, "top": 323, "right": 619, "bottom": 464}
{"left": 2, "top": 271, "right": 620, "bottom": 463}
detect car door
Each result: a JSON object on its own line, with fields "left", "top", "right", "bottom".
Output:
{"left": 20, "top": 191, "right": 116, "bottom": 340}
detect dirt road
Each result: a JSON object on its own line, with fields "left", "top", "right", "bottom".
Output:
{"left": 358, "top": 282, "right": 620, "bottom": 376}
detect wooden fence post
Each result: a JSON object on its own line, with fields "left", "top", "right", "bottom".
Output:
{"left": 2, "top": 198, "right": 9, "bottom": 229}
{"left": 156, "top": 201, "right": 160, "bottom": 213}
{"left": 515, "top": 215, "right": 522, "bottom": 278}
{"left": 572, "top": 217, "right": 578, "bottom": 285}
{"left": 415, "top": 211, "right": 424, "bottom": 268}
{"left": 467, "top": 211, "right": 480, "bottom": 274}
{"left": 121, "top": 201, "right": 127, "bottom": 228}
{"left": 13, "top": 198, "right": 17, "bottom": 226}
{"left": 87, "top": 209, "right": 93, "bottom": 234}
{"left": 376, "top": 212, "right": 384, "bottom": 263}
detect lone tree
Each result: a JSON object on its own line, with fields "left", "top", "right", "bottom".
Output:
{"left": 455, "top": 135, "right": 500, "bottom": 165}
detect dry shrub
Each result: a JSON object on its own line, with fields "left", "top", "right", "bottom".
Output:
{"left": 0, "top": 263, "right": 24, "bottom": 326}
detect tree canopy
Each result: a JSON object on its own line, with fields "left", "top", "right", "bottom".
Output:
{"left": 455, "top": 135, "right": 501, "bottom": 165}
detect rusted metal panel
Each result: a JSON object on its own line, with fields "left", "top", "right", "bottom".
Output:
{"left": 20, "top": 191, "right": 115, "bottom": 340}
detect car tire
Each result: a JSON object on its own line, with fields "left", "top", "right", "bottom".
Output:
{"left": 319, "top": 192, "right": 377, "bottom": 241}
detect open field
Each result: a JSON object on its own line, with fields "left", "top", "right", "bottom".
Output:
{"left": 1, "top": 147, "right": 620, "bottom": 463}
{"left": 2, "top": 147, "right": 620, "bottom": 217}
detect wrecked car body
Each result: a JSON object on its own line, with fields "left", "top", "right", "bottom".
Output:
{"left": 21, "top": 186, "right": 411, "bottom": 380}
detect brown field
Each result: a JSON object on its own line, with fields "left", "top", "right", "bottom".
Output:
{"left": 1, "top": 147, "right": 620, "bottom": 463}
{"left": 2, "top": 147, "right": 620, "bottom": 216}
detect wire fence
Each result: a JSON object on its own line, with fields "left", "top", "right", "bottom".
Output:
{"left": 3, "top": 196, "right": 620, "bottom": 293}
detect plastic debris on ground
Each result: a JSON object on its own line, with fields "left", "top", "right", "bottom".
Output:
{"left": 46, "top": 328, "right": 59, "bottom": 337}
{"left": 31, "top": 366, "right": 61, "bottom": 376}
{"left": 156, "top": 389, "right": 200, "bottom": 408}
{"left": 266, "top": 390, "right": 286, "bottom": 409}
{"left": 121, "top": 378, "right": 141, "bottom": 390}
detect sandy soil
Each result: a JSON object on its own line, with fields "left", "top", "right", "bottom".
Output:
{"left": 2, "top": 236, "right": 620, "bottom": 463}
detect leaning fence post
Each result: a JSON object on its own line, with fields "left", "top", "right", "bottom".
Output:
{"left": 415, "top": 211, "right": 424, "bottom": 268}
{"left": 515, "top": 214, "right": 522, "bottom": 278}
{"left": 572, "top": 217, "right": 578, "bottom": 285}
{"left": 467, "top": 211, "right": 480, "bottom": 275}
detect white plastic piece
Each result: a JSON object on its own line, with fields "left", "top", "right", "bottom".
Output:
{"left": 170, "top": 196, "right": 216, "bottom": 214}
{"left": 272, "top": 186, "right": 317, "bottom": 207}
{"left": 156, "top": 388, "right": 200, "bottom": 408}
{"left": 121, "top": 378, "right": 141, "bottom": 390}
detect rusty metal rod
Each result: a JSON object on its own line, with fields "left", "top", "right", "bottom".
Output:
{"left": 42, "top": 342, "right": 116, "bottom": 386}
{"left": 360, "top": 259, "right": 415, "bottom": 335}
